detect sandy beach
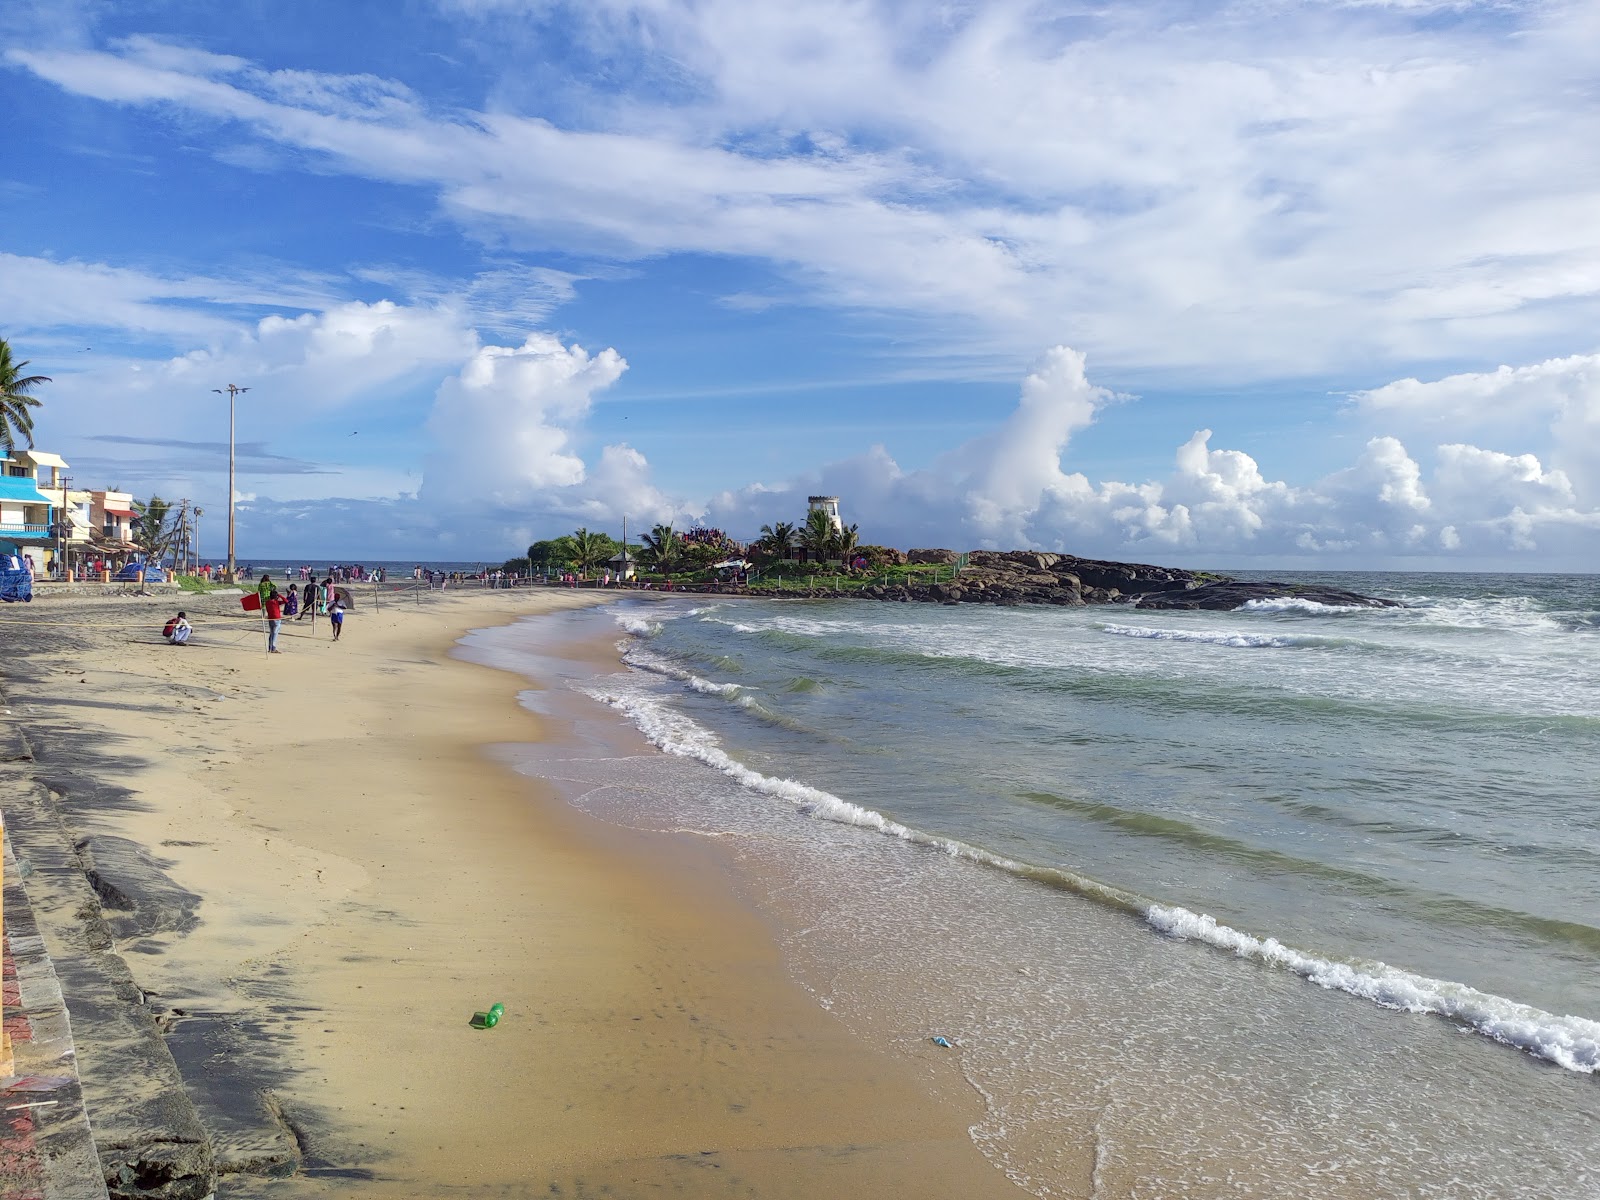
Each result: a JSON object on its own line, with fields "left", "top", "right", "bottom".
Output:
{"left": 0, "top": 586, "right": 1024, "bottom": 1199}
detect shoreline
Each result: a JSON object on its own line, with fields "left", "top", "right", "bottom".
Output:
{"left": 0, "top": 588, "right": 1024, "bottom": 1198}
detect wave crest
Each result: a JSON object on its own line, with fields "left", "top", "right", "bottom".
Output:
{"left": 1146, "top": 906, "right": 1599, "bottom": 1073}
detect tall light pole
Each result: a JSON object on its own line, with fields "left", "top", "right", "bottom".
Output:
{"left": 212, "top": 385, "right": 249, "bottom": 583}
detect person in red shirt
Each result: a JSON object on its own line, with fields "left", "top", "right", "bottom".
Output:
{"left": 264, "top": 587, "right": 285, "bottom": 653}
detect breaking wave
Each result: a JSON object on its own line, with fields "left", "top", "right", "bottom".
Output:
{"left": 587, "top": 673, "right": 1600, "bottom": 1076}
{"left": 1146, "top": 906, "right": 1600, "bottom": 1074}
{"left": 1101, "top": 623, "right": 1301, "bottom": 649}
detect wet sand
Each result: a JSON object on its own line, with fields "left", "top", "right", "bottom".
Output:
{"left": 0, "top": 587, "right": 1024, "bottom": 1198}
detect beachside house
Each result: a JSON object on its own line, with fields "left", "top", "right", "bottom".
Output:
{"left": 0, "top": 451, "right": 58, "bottom": 573}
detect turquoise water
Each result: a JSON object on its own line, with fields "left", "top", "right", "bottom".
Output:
{"left": 465, "top": 572, "right": 1600, "bottom": 1198}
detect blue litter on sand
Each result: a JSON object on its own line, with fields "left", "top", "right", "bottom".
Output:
{"left": 931, "top": 1036, "right": 952, "bottom": 1048}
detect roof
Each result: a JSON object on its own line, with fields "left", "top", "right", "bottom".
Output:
{"left": 13, "top": 450, "right": 67, "bottom": 468}
{"left": 0, "top": 477, "right": 55, "bottom": 505}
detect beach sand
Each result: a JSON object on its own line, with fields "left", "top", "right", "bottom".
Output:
{"left": 0, "top": 587, "right": 1023, "bottom": 1198}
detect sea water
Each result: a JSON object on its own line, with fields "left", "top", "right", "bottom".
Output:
{"left": 462, "top": 572, "right": 1600, "bottom": 1198}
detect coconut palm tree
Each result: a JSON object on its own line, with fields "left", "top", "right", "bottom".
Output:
{"left": 0, "top": 338, "right": 50, "bottom": 452}
{"left": 757, "top": 520, "right": 797, "bottom": 560}
{"left": 569, "top": 527, "right": 612, "bottom": 575}
{"left": 638, "top": 524, "right": 682, "bottom": 574}
{"left": 132, "top": 496, "right": 174, "bottom": 559}
{"left": 837, "top": 522, "right": 861, "bottom": 564}
{"left": 800, "top": 506, "right": 840, "bottom": 563}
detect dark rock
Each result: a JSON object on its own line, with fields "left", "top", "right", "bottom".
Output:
{"left": 907, "top": 548, "right": 958, "bottom": 565}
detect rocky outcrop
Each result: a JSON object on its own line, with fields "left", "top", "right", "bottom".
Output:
{"left": 1134, "top": 580, "right": 1399, "bottom": 611}
{"left": 646, "top": 549, "right": 1397, "bottom": 611}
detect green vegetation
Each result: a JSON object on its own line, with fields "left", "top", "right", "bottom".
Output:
{"left": 175, "top": 574, "right": 225, "bottom": 593}
{"left": 0, "top": 337, "right": 49, "bottom": 452}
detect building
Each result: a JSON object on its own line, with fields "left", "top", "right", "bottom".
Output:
{"left": 605, "top": 549, "right": 638, "bottom": 581}
{"left": 807, "top": 495, "right": 843, "bottom": 534}
{"left": 0, "top": 450, "right": 59, "bottom": 574}
{"left": 90, "top": 491, "right": 139, "bottom": 554}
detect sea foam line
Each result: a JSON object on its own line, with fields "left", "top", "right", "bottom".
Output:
{"left": 1239, "top": 597, "right": 1370, "bottom": 615}
{"left": 623, "top": 646, "right": 745, "bottom": 697}
{"left": 1101, "top": 623, "right": 1298, "bottom": 649}
{"left": 591, "top": 674, "right": 1600, "bottom": 1076}
{"left": 1146, "top": 906, "right": 1600, "bottom": 1074}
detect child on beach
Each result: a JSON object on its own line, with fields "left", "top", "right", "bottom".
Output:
{"left": 264, "top": 588, "right": 284, "bottom": 653}
{"left": 284, "top": 583, "right": 300, "bottom": 618}
{"left": 328, "top": 595, "right": 345, "bottom": 642}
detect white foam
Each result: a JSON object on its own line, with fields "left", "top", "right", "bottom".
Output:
{"left": 623, "top": 646, "right": 745, "bottom": 698}
{"left": 1239, "top": 597, "right": 1370, "bottom": 615}
{"left": 584, "top": 679, "right": 1046, "bottom": 872}
{"left": 614, "top": 613, "right": 660, "bottom": 636}
{"left": 1101, "top": 623, "right": 1298, "bottom": 649}
{"left": 1146, "top": 905, "right": 1600, "bottom": 1074}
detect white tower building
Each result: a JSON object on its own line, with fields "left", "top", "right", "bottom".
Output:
{"left": 807, "top": 495, "right": 843, "bottom": 534}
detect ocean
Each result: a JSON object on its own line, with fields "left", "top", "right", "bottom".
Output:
{"left": 462, "top": 571, "right": 1600, "bottom": 1198}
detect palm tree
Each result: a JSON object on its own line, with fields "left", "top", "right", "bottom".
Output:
{"left": 800, "top": 507, "right": 840, "bottom": 563}
{"left": 757, "top": 520, "right": 797, "bottom": 560}
{"left": 132, "top": 496, "right": 174, "bottom": 559}
{"left": 837, "top": 522, "right": 861, "bottom": 564}
{"left": 0, "top": 338, "right": 50, "bottom": 452}
{"left": 638, "top": 524, "right": 681, "bottom": 574}
{"left": 569, "top": 527, "right": 612, "bottom": 575}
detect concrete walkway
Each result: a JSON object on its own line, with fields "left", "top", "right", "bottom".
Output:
{"left": 2, "top": 837, "right": 108, "bottom": 1200}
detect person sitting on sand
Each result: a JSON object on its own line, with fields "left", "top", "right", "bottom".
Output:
{"left": 163, "top": 611, "right": 192, "bottom": 645}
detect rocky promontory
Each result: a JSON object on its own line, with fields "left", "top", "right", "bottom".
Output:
{"left": 699, "top": 549, "right": 1399, "bottom": 611}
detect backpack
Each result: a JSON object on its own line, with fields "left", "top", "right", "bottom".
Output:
{"left": 163, "top": 618, "right": 178, "bottom": 638}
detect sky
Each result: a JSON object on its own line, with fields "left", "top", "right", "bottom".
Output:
{"left": 3, "top": 0, "right": 1599, "bottom": 569}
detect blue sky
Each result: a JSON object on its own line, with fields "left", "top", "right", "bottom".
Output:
{"left": 4, "top": 0, "right": 1599, "bottom": 567}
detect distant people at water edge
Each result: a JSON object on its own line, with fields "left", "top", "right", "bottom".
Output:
{"left": 163, "top": 612, "right": 191, "bottom": 645}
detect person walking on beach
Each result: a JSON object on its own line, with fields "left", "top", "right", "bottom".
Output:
{"left": 284, "top": 583, "right": 300, "bottom": 618}
{"left": 257, "top": 572, "right": 275, "bottom": 609}
{"left": 328, "top": 593, "right": 345, "bottom": 642}
{"left": 264, "top": 587, "right": 285, "bottom": 653}
{"left": 299, "top": 578, "right": 318, "bottom": 620}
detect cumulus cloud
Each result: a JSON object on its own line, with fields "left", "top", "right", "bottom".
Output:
{"left": 697, "top": 347, "right": 1600, "bottom": 565}
{"left": 423, "top": 333, "right": 630, "bottom": 501}
{"left": 1353, "top": 354, "right": 1600, "bottom": 502}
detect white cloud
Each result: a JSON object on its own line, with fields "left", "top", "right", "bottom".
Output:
{"left": 1352, "top": 353, "right": 1600, "bottom": 507}
{"left": 12, "top": 0, "right": 1600, "bottom": 380}
{"left": 699, "top": 346, "right": 1600, "bottom": 565}
{"left": 421, "top": 333, "right": 630, "bottom": 502}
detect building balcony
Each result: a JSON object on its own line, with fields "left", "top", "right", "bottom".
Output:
{"left": 0, "top": 524, "right": 54, "bottom": 542}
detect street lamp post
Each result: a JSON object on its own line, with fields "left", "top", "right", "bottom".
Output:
{"left": 212, "top": 385, "right": 249, "bottom": 583}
